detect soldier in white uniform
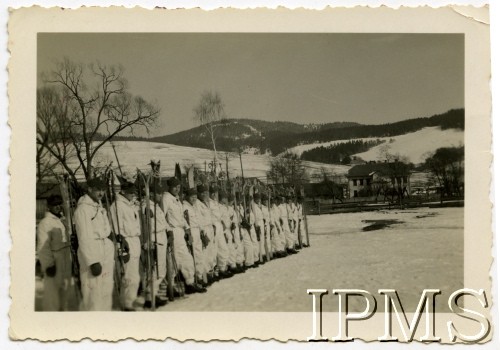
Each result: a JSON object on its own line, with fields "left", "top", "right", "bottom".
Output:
{"left": 287, "top": 196, "right": 300, "bottom": 249}
{"left": 110, "top": 182, "right": 141, "bottom": 311}
{"left": 251, "top": 194, "right": 266, "bottom": 263}
{"left": 286, "top": 196, "right": 297, "bottom": 248}
{"left": 296, "top": 196, "right": 308, "bottom": 248}
{"left": 73, "top": 178, "right": 115, "bottom": 311}
{"left": 208, "top": 186, "right": 233, "bottom": 278}
{"left": 278, "top": 195, "right": 298, "bottom": 255}
{"left": 37, "top": 194, "right": 74, "bottom": 311}
{"left": 236, "top": 193, "right": 255, "bottom": 268}
{"left": 183, "top": 187, "right": 208, "bottom": 285}
{"left": 247, "top": 194, "right": 261, "bottom": 265}
{"left": 260, "top": 193, "right": 273, "bottom": 260}
{"left": 219, "top": 192, "right": 238, "bottom": 273}
{"left": 228, "top": 194, "right": 245, "bottom": 272}
{"left": 195, "top": 185, "right": 217, "bottom": 283}
{"left": 142, "top": 182, "right": 168, "bottom": 308}
{"left": 163, "top": 177, "right": 206, "bottom": 294}
{"left": 270, "top": 196, "right": 287, "bottom": 257}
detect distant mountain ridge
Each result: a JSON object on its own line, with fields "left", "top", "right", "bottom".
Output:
{"left": 146, "top": 108, "right": 464, "bottom": 155}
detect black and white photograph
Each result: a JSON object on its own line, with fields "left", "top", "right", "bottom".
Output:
{"left": 34, "top": 32, "right": 465, "bottom": 312}
{"left": 6, "top": 4, "right": 493, "bottom": 343}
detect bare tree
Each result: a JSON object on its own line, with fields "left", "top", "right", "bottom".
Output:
{"left": 193, "top": 90, "right": 226, "bottom": 171}
{"left": 38, "top": 57, "right": 160, "bottom": 181}
{"left": 424, "top": 146, "right": 464, "bottom": 197}
{"left": 319, "top": 167, "right": 345, "bottom": 203}
{"left": 267, "top": 151, "right": 308, "bottom": 186}
{"left": 37, "top": 86, "right": 81, "bottom": 184}
{"left": 376, "top": 145, "right": 413, "bottom": 207}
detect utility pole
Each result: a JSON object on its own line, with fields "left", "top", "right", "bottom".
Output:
{"left": 226, "top": 153, "right": 230, "bottom": 188}
{"left": 111, "top": 142, "right": 123, "bottom": 177}
{"left": 239, "top": 150, "right": 245, "bottom": 183}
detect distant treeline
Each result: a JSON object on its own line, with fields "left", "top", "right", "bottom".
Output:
{"left": 301, "top": 139, "right": 385, "bottom": 164}
{"left": 150, "top": 119, "right": 360, "bottom": 153}
{"left": 264, "top": 109, "right": 464, "bottom": 154}
{"left": 138, "top": 108, "right": 463, "bottom": 156}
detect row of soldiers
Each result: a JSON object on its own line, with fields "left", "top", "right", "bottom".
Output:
{"left": 36, "top": 175, "right": 309, "bottom": 311}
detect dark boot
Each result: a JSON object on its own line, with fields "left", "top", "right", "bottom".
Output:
{"left": 185, "top": 283, "right": 207, "bottom": 294}
{"left": 144, "top": 297, "right": 168, "bottom": 309}
{"left": 219, "top": 269, "right": 234, "bottom": 279}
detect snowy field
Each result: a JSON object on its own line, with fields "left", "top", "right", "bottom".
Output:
{"left": 156, "top": 207, "right": 463, "bottom": 312}
{"left": 63, "top": 141, "right": 350, "bottom": 181}
{"left": 287, "top": 127, "right": 464, "bottom": 164}
{"left": 353, "top": 127, "right": 463, "bottom": 164}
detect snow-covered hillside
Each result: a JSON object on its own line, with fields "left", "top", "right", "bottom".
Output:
{"left": 288, "top": 127, "right": 463, "bottom": 164}
{"left": 353, "top": 127, "right": 463, "bottom": 164}
{"left": 64, "top": 141, "right": 350, "bottom": 181}
{"left": 288, "top": 136, "right": 386, "bottom": 156}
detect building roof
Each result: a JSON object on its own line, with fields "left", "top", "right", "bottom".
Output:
{"left": 347, "top": 162, "right": 411, "bottom": 178}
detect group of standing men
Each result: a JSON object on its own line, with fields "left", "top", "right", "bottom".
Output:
{"left": 36, "top": 176, "right": 309, "bottom": 312}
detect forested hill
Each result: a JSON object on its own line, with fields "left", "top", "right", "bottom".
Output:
{"left": 148, "top": 109, "right": 464, "bottom": 155}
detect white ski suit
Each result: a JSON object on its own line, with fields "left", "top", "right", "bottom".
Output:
{"left": 252, "top": 201, "right": 265, "bottom": 260}
{"left": 162, "top": 192, "right": 195, "bottom": 285}
{"left": 194, "top": 199, "right": 216, "bottom": 272}
{"left": 142, "top": 200, "right": 168, "bottom": 300}
{"left": 229, "top": 205, "right": 245, "bottom": 265}
{"left": 37, "top": 211, "right": 74, "bottom": 311}
{"left": 238, "top": 204, "right": 255, "bottom": 267}
{"left": 74, "top": 195, "right": 114, "bottom": 311}
{"left": 110, "top": 194, "right": 141, "bottom": 309}
{"left": 270, "top": 204, "right": 286, "bottom": 252}
{"left": 220, "top": 204, "right": 237, "bottom": 269}
{"left": 183, "top": 200, "right": 207, "bottom": 280}
{"left": 278, "top": 203, "right": 295, "bottom": 249}
{"left": 209, "top": 198, "right": 230, "bottom": 272}
{"left": 261, "top": 204, "right": 272, "bottom": 257}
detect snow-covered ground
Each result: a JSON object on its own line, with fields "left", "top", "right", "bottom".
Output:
{"left": 287, "top": 127, "right": 464, "bottom": 164}
{"left": 64, "top": 141, "right": 350, "bottom": 181}
{"left": 156, "top": 207, "right": 463, "bottom": 312}
{"left": 353, "top": 127, "right": 464, "bottom": 164}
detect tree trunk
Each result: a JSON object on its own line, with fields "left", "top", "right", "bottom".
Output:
{"left": 86, "top": 156, "right": 93, "bottom": 181}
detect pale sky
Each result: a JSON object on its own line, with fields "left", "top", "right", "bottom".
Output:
{"left": 38, "top": 33, "right": 464, "bottom": 136}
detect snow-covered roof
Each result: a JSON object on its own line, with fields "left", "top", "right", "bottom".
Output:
{"left": 347, "top": 162, "right": 411, "bottom": 178}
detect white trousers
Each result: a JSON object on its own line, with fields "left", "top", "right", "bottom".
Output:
{"left": 214, "top": 222, "right": 229, "bottom": 272}
{"left": 233, "top": 226, "right": 245, "bottom": 265}
{"left": 271, "top": 224, "right": 285, "bottom": 252}
{"left": 79, "top": 239, "right": 115, "bottom": 311}
{"left": 145, "top": 231, "right": 167, "bottom": 300}
{"left": 41, "top": 246, "right": 75, "bottom": 311}
{"left": 281, "top": 219, "right": 295, "bottom": 249}
{"left": 191, "top": 227, "right": 207, "bottom": 279}
{"left": 226, "top": 229, "right": 237, "bottom": 268}
{"left": 42, "top": 276, "right": 76, "bottom": 311}
{"left": 249, "top": 226, "right": 261, "bottom": 262}
{"left": 202, "top": 225, "right": 216, "bottom": 272}
{"left": 240, "top": 227, "right": 255, "bottom": 266}
{"left": 299, "top": 219, "right": 307, "bottom": 245}
{"left": 256, "top": 222, "right": 266, "bottom": 260}
{"left": 172, "top": 227, "right": 195, "bottom": 285}
{"left": 264, "top": 222, "right": 272, "bottom": 257}
{"left": 121, "top": 236, "right": 141, "bottom": 308}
